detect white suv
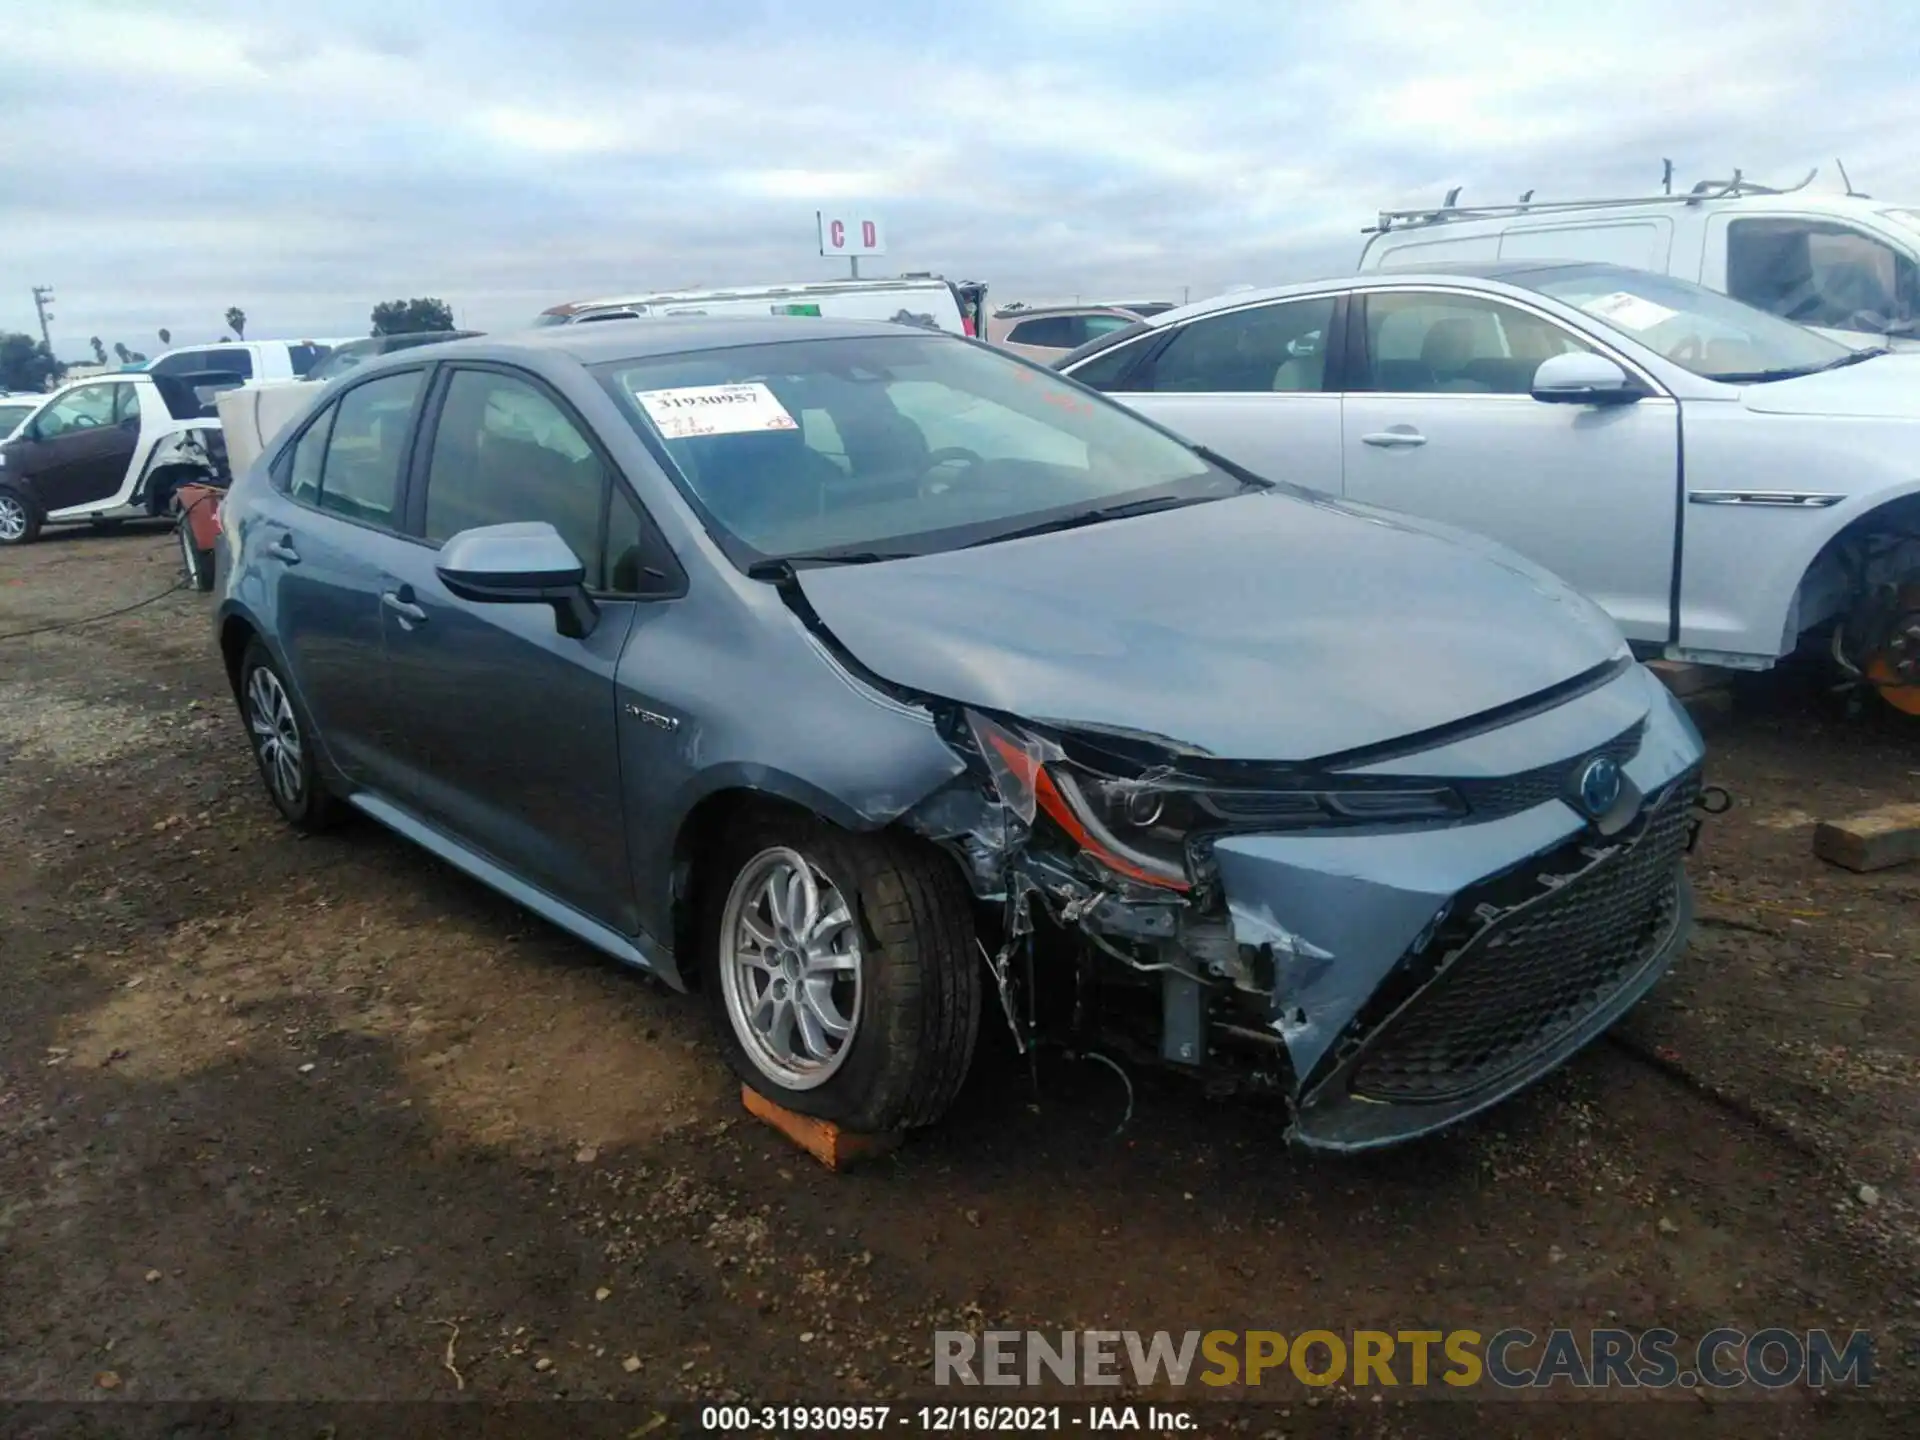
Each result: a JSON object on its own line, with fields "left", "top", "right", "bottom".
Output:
{"left": 1056, "top": 261, "right": 1920, "bottom": 711}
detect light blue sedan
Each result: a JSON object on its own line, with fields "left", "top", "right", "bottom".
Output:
{"left": 213, "top": 317, "right": 1705, "bottom": 1150}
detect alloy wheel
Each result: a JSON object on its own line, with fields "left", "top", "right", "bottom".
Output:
{"left": 718, "top": 846, "right": 862, "bottom": 1090}
{"left": 0, "top": 494, "right": 26, "bottom": 542}
{"left": 246, "top": 665, "right": 305, "bottom": 808}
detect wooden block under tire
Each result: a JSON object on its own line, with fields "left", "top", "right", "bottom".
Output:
{"left": 741, "top": 1085, "right": 902, "bottom": 1170}
{"left": 1813, "top": 803, "right": 1920, "bottom": 872}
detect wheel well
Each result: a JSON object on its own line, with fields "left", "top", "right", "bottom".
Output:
{"left": 1789, "top": 496, "right": 1920, "bottom": 644}
{"left": 140, "top": 462, "right": 206, "bottom": 514}
{"left": 668, "top": 789, "right": 818, "bottom": 989}
{"left": 219, "top": 616, "right": 257, "bottom": 699}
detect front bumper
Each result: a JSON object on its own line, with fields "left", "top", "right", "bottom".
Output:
{"left": 1206, "top": 664, "right": 1705, "bottom": 1151}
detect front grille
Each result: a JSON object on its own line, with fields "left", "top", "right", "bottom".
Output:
{"left": 1349, "top": 770, "right": 1698, "bottom": 1104}
{"left": 1454, "top": 720, "right": 1645, "bottom": 818}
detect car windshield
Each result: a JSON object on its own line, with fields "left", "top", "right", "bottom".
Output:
{"left": 597, "top": 333, "right": 1231, "bottom": 566}
{"left": 0, "top": 402, "right": 38, "bottom": 435}
{"left": 305, "top": 341, "right": 382, "bottom": 382}
{"left": 1520, "top": 265, "right": 1855, "bottom": 382}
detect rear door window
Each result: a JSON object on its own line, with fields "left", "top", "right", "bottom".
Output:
{"left": 313, "top": 370, "right": 423, "bottom": 527}
{"left": 288, "top": 343, "right": 332, "bottom": 376}
{"left": 1141, "top": 297, "right": 1337, "bottom": 393}
{"left": 1006, "top": 316, "right": 1079, "bottom": 348}
{"left": 283, "top": 404, "right": 336, "bottom": 505}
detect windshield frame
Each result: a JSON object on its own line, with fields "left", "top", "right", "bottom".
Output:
{"left": 1514, "top": 263, "right": 1854, "bottom": 383}
{"left": 592, "top": 333, "right": 1247, "bottom": 573}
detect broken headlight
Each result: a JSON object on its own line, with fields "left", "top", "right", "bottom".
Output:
{"left": 966, "top": 711, "right": 1464, "bottom": 893}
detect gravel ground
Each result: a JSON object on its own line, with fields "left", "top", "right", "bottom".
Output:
{"left": 1, "top": 522, "right": 1914, "bottom": 1437}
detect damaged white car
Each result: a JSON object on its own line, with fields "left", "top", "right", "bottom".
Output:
{"left": 0, "top": 371, "right": 228, "bottom": 544}
{"left": 214, "top": 321, "right": 1710, "bottom": 1151}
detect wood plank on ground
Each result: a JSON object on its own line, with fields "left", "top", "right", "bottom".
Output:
{"left": 1812, "top": 803, "right": 1920, "bottom": 872}
{"left": 741, "top": 1084, "right": 901, "bottom": 1171}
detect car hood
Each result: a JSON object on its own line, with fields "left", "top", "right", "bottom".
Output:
{"left": 796, "top": 490, "right": 1628, "bottom": 762}
{"left": 1740, "top": 353, "right": 1920, "bottom": 417}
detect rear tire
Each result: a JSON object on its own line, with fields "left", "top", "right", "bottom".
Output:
{"left": 0, "top": 484, "right": 40, "bottom": 545}
{"left": 237, "top": 640, "right": 342, "bottom": 832}
{"left": 701, "top": 812, "right": 981, "bottom": 1132}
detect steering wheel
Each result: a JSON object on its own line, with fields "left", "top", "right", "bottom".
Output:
{"left": 1670, "top": 335, "right": 1704, "bottom": 367}
{"left": 917, "top": 446, "right": 986, "bottom": 498}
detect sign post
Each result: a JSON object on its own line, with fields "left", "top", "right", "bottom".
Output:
{"left": 816, "top": 211, "right": 887, "bottom": 279}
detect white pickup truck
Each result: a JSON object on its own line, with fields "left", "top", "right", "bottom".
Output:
{"left": 1058, "top": 260, "right": 1920, "bottom": 712}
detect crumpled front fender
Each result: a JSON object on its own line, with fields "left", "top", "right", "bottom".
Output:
{"left": 1212, "top": 666, "right": 1705, "bottom": 1149}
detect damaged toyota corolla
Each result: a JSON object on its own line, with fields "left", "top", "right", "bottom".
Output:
{"left": 214, "top": 318, "right": 1709, "bottom": 1152}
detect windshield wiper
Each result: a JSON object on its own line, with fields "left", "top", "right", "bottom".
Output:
{"left": 1813, "top": 346, "right": 1892, "bottom": 371}
{"left": 748, "top": 551, "right": 913, "bottom": 580}
{"left": 966, "top": 492, "right": 1218, "bottom": 549}
{"left": 1192, "top": 445, "right": 1274, "bottom": 489}
{"left": 1710, "top": 346, "right": 1888, "bottom": 383}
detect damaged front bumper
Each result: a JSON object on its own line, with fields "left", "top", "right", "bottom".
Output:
{"left": 911, "top": 661, "right": 1709, "bottom": 1152}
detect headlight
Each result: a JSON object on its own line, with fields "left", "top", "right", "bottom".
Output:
{"left": 966, "top": 711, "right": 1464, "bottom": 893}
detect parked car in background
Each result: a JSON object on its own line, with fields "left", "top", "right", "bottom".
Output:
{"left": 216, "top": 332, "right": 484, "bottom": 480}
{"left": 535, "top": 276, "right": 988, "bottom": 337}
{"left": 212, "top": 317, "right": 1704, "bottom": 1152}
{"left": 1359, "top": 169, "right": 1920, "bottom": 350}
{"left": 987, "top": 304, "right": 1166, "bottom": 362}
{"left": 0, "top": 393, "right": 41, "bottom": 442}
{"left": 302, "top": 331, "right": 482, "bottom": 384}
{"left": 1056, "top": 261, "right": 1920, "bottom": 711}
{"left": 0, "top": 371, "right": 226, "bottom": 544}
{"left": 145, "top": 338, "right": 351, "bottom": 385}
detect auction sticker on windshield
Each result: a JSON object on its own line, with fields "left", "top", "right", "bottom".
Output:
{"left": 1579, "top": 291, "right": 1678, "bottom": 332}
{"left": 634, "top": 383, "right": 798, "bottom": 439}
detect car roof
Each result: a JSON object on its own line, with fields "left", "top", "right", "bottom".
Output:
{"left": 545, "top": 279, "right": 956, "bottom": 317}
{"left": 359, "top": 315, "right": 933, "bottom": 369}
{"left": 1143, "top": 261, "right": 1622, "bottom": 324}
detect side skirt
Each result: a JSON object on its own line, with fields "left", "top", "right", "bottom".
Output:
{"left": 346, "top": 792, "right": 683, "bottom": 988}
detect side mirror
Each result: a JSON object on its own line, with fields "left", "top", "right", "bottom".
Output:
{"left": 435, "top": 521, "right": 599, "bottom": 639}
{"left": 1531, "top": 352, "right": 1640, "bottom": 405}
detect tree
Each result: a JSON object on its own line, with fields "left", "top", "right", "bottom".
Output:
{"left": 90, "top": 336, "right": 107, "bottom": 365}
{"left": 157, "top": 327, "right": 171, "bottom": 346}
{"left": 370, "top": 298, "right": 456, "bottom": 336}
{"left": 225, "top": 307, "right": 247, "bottom": 339}
{"left": 113, "top": 342, "right": 132, "bottom": 364}
{"left": 0, "top": 332, "right": 63, "bottom": 392}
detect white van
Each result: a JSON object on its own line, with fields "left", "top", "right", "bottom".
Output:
{"left": 1358, "top": 169, "right": 1920, "bottom": 350}
{"left": 535, "top": 276, "right": 988, "bottom": 337}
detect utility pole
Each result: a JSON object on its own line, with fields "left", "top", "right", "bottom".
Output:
{"left": 31, "top": 285, "right": 55, "bottom": 351}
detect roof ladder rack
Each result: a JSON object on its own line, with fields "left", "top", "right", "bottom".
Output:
{"left": 1367, "top": 166, "right": 1820, "bottom": 232}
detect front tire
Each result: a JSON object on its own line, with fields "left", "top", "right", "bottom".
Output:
{"left": 0, "top": 484, "right": 40, "bottom": 545}
{"left": 237, "top": 640, "right": 341, "bottom": 831}
{"left": 702, "top": 814, "right": 981, "bottom": 1132}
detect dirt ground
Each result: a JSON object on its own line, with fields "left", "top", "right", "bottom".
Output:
{"left": 2, "top": 523, "right": 1915, "bottom": 1437}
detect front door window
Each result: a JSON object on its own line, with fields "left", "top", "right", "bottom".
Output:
{"left": 1727, "top": 218, "right": 1919, "bottom": 336}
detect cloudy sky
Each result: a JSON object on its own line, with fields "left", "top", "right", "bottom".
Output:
{"left": 5, "top": 0, "right": 1918, "bottom": 358}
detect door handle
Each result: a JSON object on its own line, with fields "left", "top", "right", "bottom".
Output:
{"left": 265, "top": 536, "right": 301, "bottom": 563}
{"left": 1361, "top": 429, "right": 1427, "bottom": 449}
{"left": 381, "top": 590, "right": 428, "bottom": 627}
